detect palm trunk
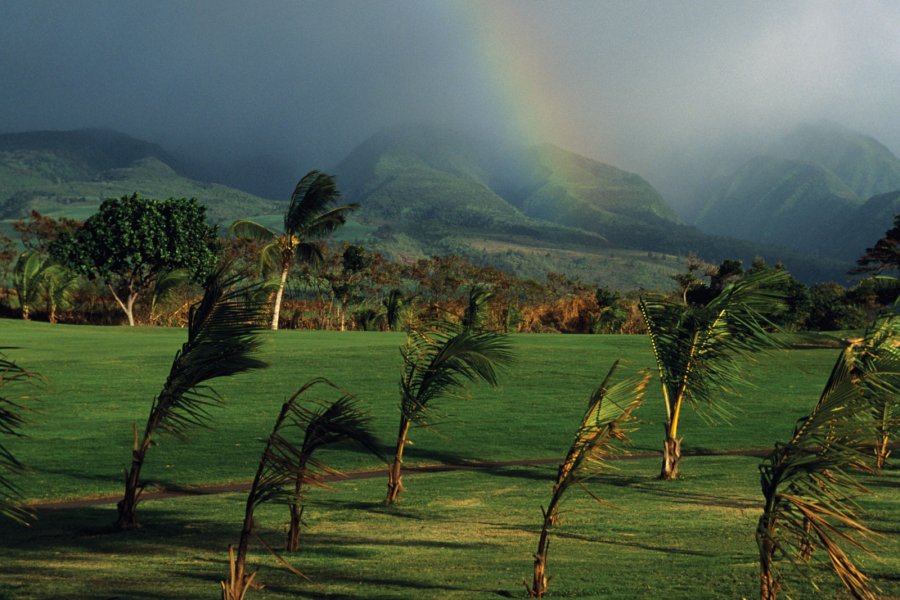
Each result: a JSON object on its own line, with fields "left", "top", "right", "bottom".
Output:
{"left": 659, "top": 427, "right": 682, "bottom": 480}
{"left": 286, "top": 458, "right": 308, "bottom": 551}
{"left": 757, "top": 500, "right": 779, "bottom": 600}
{"left": 116, "top": 425, "right": 151, "bottom": 529}
{"left": 386, "top": 417, "right": 411, "bottom": 504}
{"left": 21, "top": 303, "right": 30, "bottom": 321}
{"left": 529, "top": 494, "right": 562, "bottom": 598}
{"left": 271, "top": 266, "right": 289, "bottom": 330}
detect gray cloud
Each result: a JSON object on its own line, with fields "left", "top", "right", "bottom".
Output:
{"left": 1, "top": 0, "right": 898, "bottom": 200}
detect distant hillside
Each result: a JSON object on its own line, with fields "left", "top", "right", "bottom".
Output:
{"left": 334, "top": 125, "right": 849, "bottom": 285}
{"left": 772, "top": 121, "right": 900, "bottom": 199}
{"left": 0, "top": 128, "right": 278, "bottom": 223}
{"left": 695, "top": 156, "right": 861, "bottom": 254}
{"left": 691, "top": 122, "right": 900, "bottom": 263}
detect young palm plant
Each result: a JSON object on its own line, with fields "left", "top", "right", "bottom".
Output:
{"left": 756, "top": 319, "right": 899, "bottom": 600}
{"left": 639, "top": 268, "right": 788, "bottom": 479}
{"left": 0, "top": 351, "right": 41, "bottom": 524}
{"left": 230, "top": 170, "right": 358, "bottom": 330}
{"left": 862, "top": 314, "right": 900, "bottom": 469}
{"left": 115, "top": 264, "right": 270, "bottom": 529}
{"left": 221, "top": 378, "right": 380, "bottom": 598}
{"left": 13, "top": 251, "right": 48, "bottom": 320}
{"left": 385, "top": 321, "right": 513, "bottom": 504}
{"left": 528, "top": 362, "right": 650, "bottom": 598}
{"left": 461, "top": 283, "right": 494, "bottom": 331}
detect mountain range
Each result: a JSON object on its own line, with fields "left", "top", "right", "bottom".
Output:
{"left": 1, "top": 122, "right": 896, "bottom": 289}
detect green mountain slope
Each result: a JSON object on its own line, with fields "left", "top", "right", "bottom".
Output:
{"left": 335, "top": 126, "right": 849, "bottom": 285}
{"left": 518, "top": 143, "right": 680, "bottom": 228}
{"left": 695, "top": 156, "right": 861, "bottom": 254}
{"left": 0, "top": 129, "right": 278, "bottom": 223}
{"left": 773, "top": 121, "right": 900, "bottom": 199}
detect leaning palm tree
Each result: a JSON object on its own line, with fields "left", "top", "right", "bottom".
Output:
{"left": 527, "top": 362, "right": 650, "bottom": 598}
{"left": 0, "top": 351, "right": 41, "bottom": 524}
{"left": 115, "top": 264, "right": 270, "bottom": 529}
{"left": 385, "top": 321, "right": 513, "bottom": 504}
{"left": 639, "top": 268, "right": 788, "bottom": 479}
{"left": 221, "top": 378, "right": 380, "bottom": 598}
{"left": 756, "top": 320, "right": 898, "bottom": 600}
{"left": 230, "top": 171, "right": 358, "bottom": 330}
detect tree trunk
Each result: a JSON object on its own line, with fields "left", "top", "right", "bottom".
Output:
{"left": 21, "top": 303, "right": 30, "bottom": 321}
{"left": 115, "top": 425, "right": 150, "bottom": 530}
{"left": 271, "top": 266, "right": 289, "bottom": 330}
{"left": 109, "top": 284, "right": 137, "bottom": 326}
{"left": 757, "top": 510, "right": 779, "bottom": 600}
{"left": 286, "top": 458, "right": 308, "bottom": 552}
{"left": 386, "top": 418, "right": 411, "bottom": 504}
{"left": 529, "top": 495, "right": 561, "bottom": 598}
{"left": 659, "top": 431, "right": 682, "bottom": 480}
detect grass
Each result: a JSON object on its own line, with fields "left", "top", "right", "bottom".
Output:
{"left": 1, "top": 318, "right": 897, "bottom": 598}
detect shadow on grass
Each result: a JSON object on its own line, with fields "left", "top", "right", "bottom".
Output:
{"left": 599, "top": 474, "right": 758, "bottom": 510}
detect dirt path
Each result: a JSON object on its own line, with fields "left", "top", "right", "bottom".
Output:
{"left": 27, "top": 447, "right": 778, "bottom": 511}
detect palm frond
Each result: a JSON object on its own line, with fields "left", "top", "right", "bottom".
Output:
{"left": 757, "top": 318, "right": 897, "bottom": 600}
{"left": 640, "top": 268, "right": 789, "bottom": 421}
{"left": 148, "top": 263, "right": 271, "bottom": 440}
{"left": 0, "top": 352, "right": 40, "bottom": 524}
{"left": 230, "top": 219, "right": 277, "bottom": 243}
{"left": 284, "top": 171, "right": 358, "bottom": 237}
{"left": 554, "top": 363, "right": 650, "bottom": 499}
{"left": 461, "top": 283, "right": 494, "bottom": 331}
{"left": 247, "top": 378, "right": 381, "bottom": 509}
{"left": 399, "top": 322, "right": 514, "bottom": 425}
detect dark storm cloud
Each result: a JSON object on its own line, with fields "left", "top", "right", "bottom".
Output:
{"left": 1, "top": 0, "right": 898, "bottom": 200}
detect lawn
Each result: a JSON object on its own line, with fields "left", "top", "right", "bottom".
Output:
{"left": 1, "top": 319, "right": 897, "bottom": 599}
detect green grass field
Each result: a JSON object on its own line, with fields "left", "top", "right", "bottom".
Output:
{"left": 1, "top": 319, "right": 897, "bottom": 599}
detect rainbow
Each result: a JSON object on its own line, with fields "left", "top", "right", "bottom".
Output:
{"left": 446, "top": 2, "right": 601, "bottom": 156}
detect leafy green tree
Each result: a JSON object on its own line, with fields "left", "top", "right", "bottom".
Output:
{"left": 51, "top": 195, "right": 218, "bottom": 326}
{"left": 639, "top": 268, "right": 788, "bottom": 479}
{"left": 221, "top": 379, "right": 380, "bottom": 597}
{"left": 385, "top": 321, "right": 513, "bottom": 503}
{"left": 115, "top": 264, "right": 270, "bottom": 529}
{"left": 528, "top": 362, "right": 649, "bottom": 597}
{"left": 756, "top": 318, "right": 898, "bottom": 600}
{"left": 0, "top": 351, "right": 40, "bottom": 524}
{"left": 230, "top": 171, "right": 358, "bottom": 330}
{"left": 852, "top": 213, "right": 900, "bottom": 274}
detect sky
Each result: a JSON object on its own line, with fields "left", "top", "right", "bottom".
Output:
{"left": 1, "top": 0, "right": 899, "bottom": 200}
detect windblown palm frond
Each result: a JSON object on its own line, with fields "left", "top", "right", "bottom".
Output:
{"left": 756, "top": 318, "right": 899, "bottom": 600}
{"left": 229, "top": 220, "right": 277, "bottom": 243}
{"left": 461, "top": 283, "right": 494, "bottom": 331}
{"left": 150, "top": 267, "right": 271, "bottom": 440}
{"left": 641, "top": 268, "right": 789, "bottom": 419}
{"left": 223, "top": 378, "right": 381, "bottom": 595}
{"left": 387, "top": 320, "right": 514, "bottom": 503}
{"left": 528, "top": 362, "right": 650, "bottom": 598}
{"left": 855, "top": 315, "right": 900, "bottom": 468}
{"left": 640, "top": 268, "right": 789, "bottom": 479}
{"left": 116, "top": 262, "right": 271, "bottom": 529}
{"left": 0, "top": 351, "right": 41, "bottom": 524}
{"left": 284, "top": 171, "right": 358, "bottom": 237}
{"left": 399, "top": 322, "right": 514, "bottom": 425}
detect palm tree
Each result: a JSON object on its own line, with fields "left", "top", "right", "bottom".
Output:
{"left": 385, "top": 321, "right": 513, "bottom": 504}
{"left": 528, "top": 362, "right": 650, "bottom": 598}
{"left": 115, "top": 264, "right": 270, "bottom": 529}
{"left": 461, "top": 283, "right": 494, "bottom": 331}
{"left": 382, "top": 289, "right": 405, "bottom": 331}
{"left": 13, "top": 251, "right": 47, "bottom": 320}
{"left": 230, "top": 171, "right": 358, "bottom": 330}
{"left": 221, "top": 378, "right": 380, "bottom": 598}
{"left": 0, "top": 351, "right": 40, "bottom": 524}
{"left": 639, "top": 268, "right": 788, "bottom": 479}
{"left": 861, "top": 314, "right": 900, "bottom": 469}
{"left": 38, "top": 263, "right": 79, "bottom": 324}
{"left": 756, "top": 318, "right": 898, "bottom": 600}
